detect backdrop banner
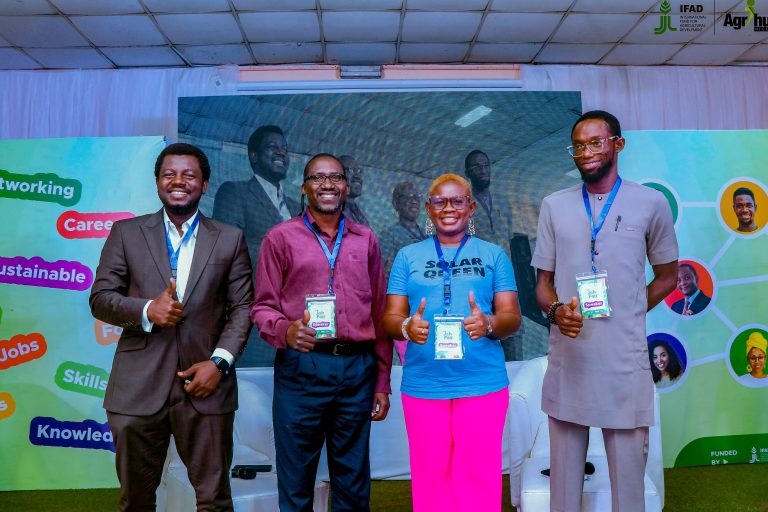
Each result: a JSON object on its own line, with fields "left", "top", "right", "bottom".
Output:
{"left": 0, "top": 136, "right": 165, "bottom": 490}
{"left": 623, "top": 130, "right": 768, "bottom": 468}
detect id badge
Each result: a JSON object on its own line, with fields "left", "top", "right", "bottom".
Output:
{"left": 576, "top": 270, "right": 611, "bottom": 319}
{"left": 433, "top": 315, "right": 464, "bottom": 360}
{"left": 305, "top": 294, "right": 337, "bottom": 339}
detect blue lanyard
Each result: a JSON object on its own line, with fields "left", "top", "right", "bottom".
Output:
{"left": 581, "top": 177, "right": 622, "bottom": 272}
{"left": 303, "top": 213, "right": 345, "bottom": 294}
{"left": 164, "top": 213, "right": 200, "bottom": 279}
{"left": 433, "top": 234, "right": 470, "bottom": 315}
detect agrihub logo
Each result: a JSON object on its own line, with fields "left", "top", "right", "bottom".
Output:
{"left": 29, "top": 417, "right": 115, "bottom": 452}
{"left": 0, "top": 255, "right": 93, "bottom": 291}
{"left": 57, "top": 211, "right": 134, "bottom": 239}
{"left": 0, "top": 169, "right": 81, "bottom": 207}
{"left": 0, "top": 333, "right": 47, "bottom": 370}
{"left": 724, "top": 0, "right": 767, "bottom": 30}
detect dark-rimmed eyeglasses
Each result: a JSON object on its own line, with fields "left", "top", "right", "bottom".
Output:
{"left": 428, "top": 195, "right": 471, "bottom": 211}
{"left": 304, "top": 173, "right": 347, "bottom": 185}
{"left": 567, "top": 136, "right": 619, "bottom": 158}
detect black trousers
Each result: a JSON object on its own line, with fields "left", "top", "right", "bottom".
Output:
{"left": 273, "top": 348, "right": 376, "bottom": 512}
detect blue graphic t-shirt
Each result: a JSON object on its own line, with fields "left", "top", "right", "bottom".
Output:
{"left": 387, "top": 236, "right": 517, "bottom": 399}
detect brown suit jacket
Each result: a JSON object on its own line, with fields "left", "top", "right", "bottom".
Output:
{"left": 89, "top": 210, "right": 253, "bottom": 416}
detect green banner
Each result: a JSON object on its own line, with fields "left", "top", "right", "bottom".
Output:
{"left": 0, "top": 137, "right": 165, "bottom": 490}
{"left": 623, "top": 130, "right": 768, "bottom": 468}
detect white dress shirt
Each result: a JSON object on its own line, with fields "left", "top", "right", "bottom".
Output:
{"left": 254, "top": 174, "right": 292, "bottom": 221}
{"left": 141, "top": 210, "right": 233, "bottom": 365}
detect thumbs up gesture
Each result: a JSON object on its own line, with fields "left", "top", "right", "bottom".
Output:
{"left": 286, "top": 309, "right": 317, "bottom": 352}
{"left": 405, "top": 298, "right": 431, "bottom": 344}
{"left": 463, "top": 291, "right": 489, "bottom": 340}
{"left": 555, "top": 296, "right": 583, "bottom": 339}
{"left": 147, "top": 279, "right": 184, "bottom": 327}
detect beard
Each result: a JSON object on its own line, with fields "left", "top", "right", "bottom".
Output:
{"left": 164, "top": 199, "right": 200, "bottom": 217}
{"left": 317, "top": 203, "right": 342, "bottom": 214}
{"left": 578, "top": 160, "right": 612, "bottom": 184}
{"left": 469, "top": 174, "right": 490, "bottom": 190}
{"left": 310, "top": 196, "right": 342, "bottom": 215}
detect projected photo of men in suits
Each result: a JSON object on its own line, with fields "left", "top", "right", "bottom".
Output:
{"left": 179, "top": 91, "right": 582, "bottom": 367}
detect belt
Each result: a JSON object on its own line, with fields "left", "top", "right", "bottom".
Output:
{"left": 313, "top": 341, "right": 372, "bottom": 356}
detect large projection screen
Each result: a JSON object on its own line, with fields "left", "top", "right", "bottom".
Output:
{"left": 179, "top": 90, "right": 583, "bottom": 367}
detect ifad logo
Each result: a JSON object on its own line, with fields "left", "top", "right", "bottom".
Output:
{"left": 57, "top": 211, "right": 134, "bottom": 239}
{"left": 0, "top": 169, "right": 81, "bottom": 207}
{"left": 0, "top": 255, "right": 93, "bottom": 291}
{"left": 0, "top": 333, "right": 47, "bottom": 370}
{"left": 55, "top": 361, "right": 109, "bottom": 398}
{"left": 654, "top": 0, "right": 677, "bottom": 34}
{"left": 30, "top": 417, "right": 115, "bottom": 452}
{"left": 0, "top": 391, "right": 16, "bottom": 420}
{"left": 94, "top": 319, "right": 122, "bottom": 346}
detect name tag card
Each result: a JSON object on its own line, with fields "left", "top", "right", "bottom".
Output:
{"left": 305, "top": 294, "right": 337, "bottom": 339}
{"left": 576, "top": 270, "right": 611, "bottom": 319}
{"left": 433, "top": 315, "right": 464, "bottom": 360}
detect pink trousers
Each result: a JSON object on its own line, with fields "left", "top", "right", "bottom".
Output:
{"left": 402, "top": 388, "right": 509, "bottom": 512}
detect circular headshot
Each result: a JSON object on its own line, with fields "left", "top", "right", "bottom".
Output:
{"left": 718, "top": 179, "right": 767, "bottom": 236}
{"left": 727, "top": 326, "right": 768, "bottom": 388}
{"left": 664, "top": 259, "right": 714, "bottom": 317}
{"left": 647, "top": 333, "right": 688, "bottom": 391}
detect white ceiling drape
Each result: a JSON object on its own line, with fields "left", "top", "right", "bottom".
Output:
{"left": 1, "top": 64, "right": 767, "bottom": 141}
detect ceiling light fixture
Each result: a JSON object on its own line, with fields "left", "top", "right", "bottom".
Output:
{"left": 454, "top": 105, "right": 492, "bottom": 128}
{"left": 339, "top": 65, "right": 382, "bottom": 79}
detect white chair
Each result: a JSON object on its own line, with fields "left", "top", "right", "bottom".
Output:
{"left": 161, "top": 369, "right": 329, "bottom": 512}
{"left": 507, "top": 357, "right": 664, "bottom": 511}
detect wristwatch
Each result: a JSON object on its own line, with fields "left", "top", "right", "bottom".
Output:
{"left": 210, "top": 356, "right": 230, "bottom": 376}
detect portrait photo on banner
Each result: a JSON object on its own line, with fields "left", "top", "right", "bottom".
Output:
{"left": 178, "top": 91, "right": 582, "bottom": 366}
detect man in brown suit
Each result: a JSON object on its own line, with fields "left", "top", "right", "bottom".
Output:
{"left": 90, "top": 143, "right": 253, "bottom": 511}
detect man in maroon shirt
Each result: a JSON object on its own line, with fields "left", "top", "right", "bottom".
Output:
{"left": 251, "top": 153, "right": 392, "bottom": 511}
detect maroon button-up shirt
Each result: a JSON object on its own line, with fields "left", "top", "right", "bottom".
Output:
{"left": 251, "top": 211, "right": 393, "bottom": 393}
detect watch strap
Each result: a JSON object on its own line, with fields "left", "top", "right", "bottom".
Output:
{"left": 210, "top": 356, "right": 230, "bottom": 375}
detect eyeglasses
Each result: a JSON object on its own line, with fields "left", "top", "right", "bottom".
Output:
{"left": 304, "top": 173, "right": 347, "bottom": 185}
{"left": 567, "top": 136, "right": 620, "bottom": 158}
{"left": 428, "top": 195, "right": 471, "bottom": 211}
{"left": 748, "top": 354, "right": 766, "bottom": 362}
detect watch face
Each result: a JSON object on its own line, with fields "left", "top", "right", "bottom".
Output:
{"left": 212, "top": 357, "right": 229, "bottom": 374}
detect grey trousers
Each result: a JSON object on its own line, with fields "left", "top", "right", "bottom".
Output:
{"left": 548, "top": 416, "right": 649, "bottom": 512}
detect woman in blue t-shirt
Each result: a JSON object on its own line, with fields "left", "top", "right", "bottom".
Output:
{"left": 383, "top": 173, "right": 521, "bottom": 512}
